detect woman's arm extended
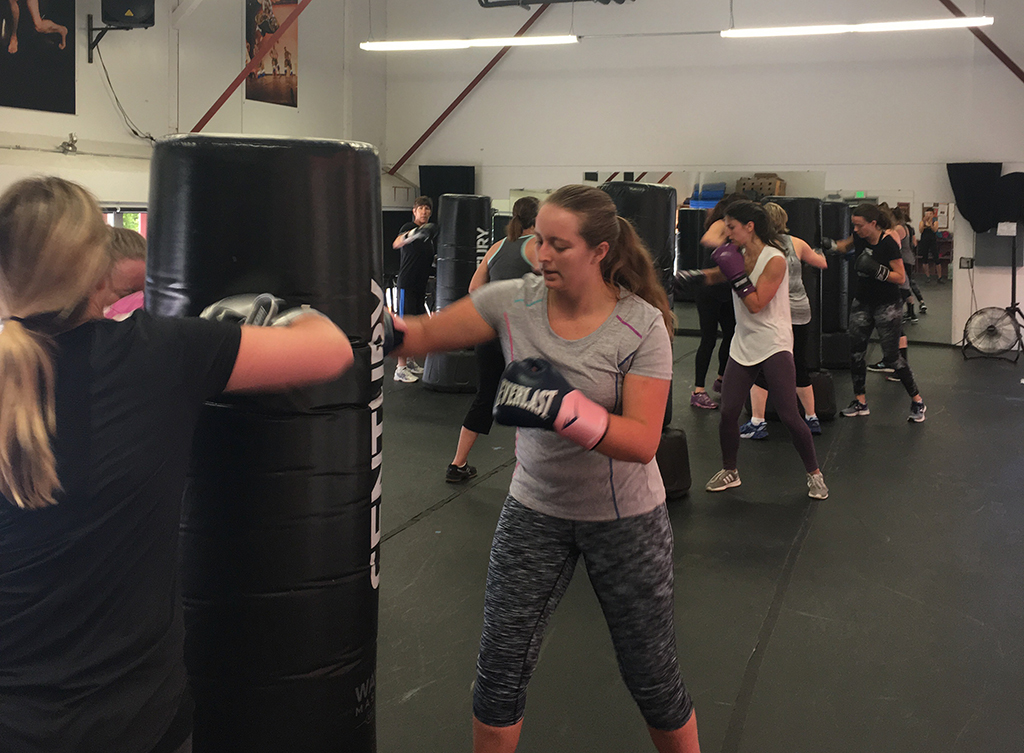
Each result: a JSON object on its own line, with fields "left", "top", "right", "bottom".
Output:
{"left": 394, "top": 295, "right": 498, "bottom": 358}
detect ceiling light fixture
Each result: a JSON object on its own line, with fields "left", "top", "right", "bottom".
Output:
{"left": 360, "top": 34, "right": 578, "bottom": 52}
{"left": 721, "top": 16, "right": 993, "bottom": 38}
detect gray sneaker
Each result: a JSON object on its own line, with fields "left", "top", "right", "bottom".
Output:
{"left": 393, "top": 366, "right": 418, "bottom": 383}
{"left": 840, "top": 399, "right": 870, "bottom": 417}
{"left": 706, "top": 468, "right": 741, "bottom": 492}
{"left": 807, "top": 472, "right": 829, "bottom": 500}
{"left": 406, "top": 359, "right": 424, "bottom": 375}
{"left": 908, "top": 400, "right": 926, "bottom": 423}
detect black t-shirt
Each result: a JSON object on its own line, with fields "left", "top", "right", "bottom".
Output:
{"left": 853, "top": 234, "right": 903, "bottom": 306}
{"left": 0, "top": 312, "right": 241, "bottom": 753}
{"left": 396, "top": 221, "right": 436, "bottom": 289}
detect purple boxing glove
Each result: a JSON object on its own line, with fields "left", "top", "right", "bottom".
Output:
{"left": 711, "top": 243, "right": 755, "bottom": 298}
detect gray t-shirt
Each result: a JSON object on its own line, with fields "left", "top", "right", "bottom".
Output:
{"left": 471, "top": 274, "right": 673, "bottom": 521}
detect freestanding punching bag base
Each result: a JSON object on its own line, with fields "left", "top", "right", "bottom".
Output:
{"left": 657, "top": 428, "right": 691, "bottom": 500}
{"left": 421, "top": 349, "right": 478, "bottom": 393}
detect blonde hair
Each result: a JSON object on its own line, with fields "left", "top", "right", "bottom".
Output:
{"left": 762, "top": 202, "right": 790, "bottom": 235}
{"left": 545, "top": 185, "right": 675, "bottom": 336}
{"left": 0, "top": 177, "right": 111, "bottom": 509}
{"left": 109, "top": 226, "right": 147, "bottom": 263}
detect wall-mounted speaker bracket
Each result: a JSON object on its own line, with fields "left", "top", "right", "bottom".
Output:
{"left": 88, "top": 14, "right": 136, "bottom": 64}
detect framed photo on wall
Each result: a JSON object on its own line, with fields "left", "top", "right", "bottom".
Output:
{"left": 244, "top": 0, "right": 298, "bottom": 108}
{"left": 0, "top": 0, "right": 75, "bottom": 113}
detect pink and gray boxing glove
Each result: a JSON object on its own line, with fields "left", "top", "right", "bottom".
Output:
{"left": 711, "top": 243, "right": 755, "bottom": 298}
{"left": 493, "top": 358, "right": 609, "bottom": 450}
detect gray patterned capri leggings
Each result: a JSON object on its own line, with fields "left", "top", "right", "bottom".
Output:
{"left": 473, "top": 496, "right": 693, "bottom": 731}
{"left": 849, "top": 299, "right": 919, "bottom": 397}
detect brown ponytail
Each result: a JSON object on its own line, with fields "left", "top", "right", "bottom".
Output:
{"left": 0, "top": 177, "right": 111, "bottom": 509}
{"left": 607, "top": 216, "right": 675, "bottom": 336}
{"left": 505, "top": 195, "right": 539, "bottom": 243}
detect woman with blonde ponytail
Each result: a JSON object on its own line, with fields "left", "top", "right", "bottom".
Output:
{"left": 390, "top": 185, "right": 699, "bottom": 752}
{"left": 0, "top": 177, "right": 354, "bottom": 753}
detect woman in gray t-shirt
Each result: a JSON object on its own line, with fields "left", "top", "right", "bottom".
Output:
{"left": 394, "top": 185, "right": 699, "bottom": 753}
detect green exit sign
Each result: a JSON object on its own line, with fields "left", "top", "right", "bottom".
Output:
{"left": 854, "top": 191, "right": 866, "bottom": 198}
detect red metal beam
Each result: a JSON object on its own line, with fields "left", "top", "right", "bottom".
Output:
{"left": 388, "top": 4, "right": 551, "bottom": 176}
{"left": 635, "top": 171, "right": 648, "bottom": 181}
{"left": 657, "top": 172, "right": 673, "bottom": 184}
{"left": 936, "top": 0, "right": 1024, "bottom": 86}
{"left": 192, "top": 0, "right": 314, "bottom": 133}
{"left": 606, "top": 171, "right": 620, "bottom": 182}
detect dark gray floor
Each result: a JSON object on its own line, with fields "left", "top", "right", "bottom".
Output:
{"left": 376, "top": 339, "right": 1024, "bottom": 752}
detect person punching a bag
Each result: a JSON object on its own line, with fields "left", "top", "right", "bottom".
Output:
{"left": 445, "top": 195, "right": 539, "bottom": 483}
{"left": 103, "top": 226, "right": 148, "bottom": 321}
{"left": 839, "top": 203, "right": 926, "bottom": 422}
{"left": 393, "top": 185, "right": 700, "bottom": 753}
{"left": 392, "top": 195, "right": 437, "bottom": 383}
{"left": 677, "top": 200, "right": 828, "bottom": 499}
{"left": 0, "top": 177, "right": 354, "bottom": 753}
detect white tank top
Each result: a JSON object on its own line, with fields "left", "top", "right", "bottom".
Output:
{"left": 729, "top": 246, "right": 794, "bottom": 366}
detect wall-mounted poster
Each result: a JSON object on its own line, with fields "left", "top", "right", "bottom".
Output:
{"left": 245, "top": 0, "right": 298, "bottom": 108}
{"left": 0, "top": 0, "right": 75, "bottom": 113}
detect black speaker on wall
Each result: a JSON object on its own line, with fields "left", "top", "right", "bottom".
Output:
{"left": 102, "top": 0, "right": 155, "bottom": 28}
{"left": 419, "top": 166, "right": 475, "bottom": 227}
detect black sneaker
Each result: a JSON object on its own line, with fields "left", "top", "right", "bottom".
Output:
{"left": 445, "top": 463, "right": 477, "bottom": 483}
{"left": 908, "top": 401, "right": 927, "bottom": 423}
{"left": 867, "top": 361, "right": 895, "bottom": 373}
{"left": 919, "top": 302, "right": 928, "bottom": 314}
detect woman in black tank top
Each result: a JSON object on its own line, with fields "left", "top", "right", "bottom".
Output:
{"left": 445, "top": 197, "right": 540, "bottom": 483}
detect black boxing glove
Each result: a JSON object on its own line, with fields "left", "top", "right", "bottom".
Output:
{"left": 493, "top": 358, "right": 609, "bottom": 450}
{"left": 855, "top": 252, "right": 891, "bottom": 282}
{"left": 200, "top": 293, "right": 282, "bottom": 325}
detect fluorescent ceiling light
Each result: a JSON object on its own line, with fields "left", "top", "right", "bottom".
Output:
{"left": 721, "top": 16, "right": 993, "bottom": 38}
{"left": 360, "top": 35, "right": 578, "bottom": 52}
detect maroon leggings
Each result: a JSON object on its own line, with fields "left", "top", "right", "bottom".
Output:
{"left": 720, "top": 351, "right": 819, "bottom": 473}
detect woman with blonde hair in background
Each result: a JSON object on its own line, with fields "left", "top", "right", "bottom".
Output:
{"left": 0, "top": 176, "right": 354, "bottom": 753}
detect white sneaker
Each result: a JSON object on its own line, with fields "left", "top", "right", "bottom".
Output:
{"left": 706, "top": 468, "right": 741, "bottom": 492}
{"left": 393, "top": 366, "right": 418, "bottom": 383}
{"left": 807, "top": 472, "right": 829, "bottom": 500}
{"left": 406, "top": 359, "right": 424, "bottom": 375}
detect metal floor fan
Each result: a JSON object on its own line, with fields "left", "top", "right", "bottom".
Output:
{"left": 963, "top": 229, "right": 1024, "bottom": 361}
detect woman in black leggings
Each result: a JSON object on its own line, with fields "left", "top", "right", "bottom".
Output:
{"left": 446, "top": 196, "right": 539, "bottom": 482}
{"left": 688, "top": 194, "right": 742, "bottom": 409}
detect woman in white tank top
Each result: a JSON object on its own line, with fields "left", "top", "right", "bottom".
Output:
{"left": 689, "top": 200, "right": 828, "bottom": 500}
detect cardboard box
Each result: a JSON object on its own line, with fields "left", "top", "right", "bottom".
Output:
{"left": 735, "top": 174, "right": 786, "bottom": 198}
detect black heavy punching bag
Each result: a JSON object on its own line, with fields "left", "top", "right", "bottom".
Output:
{"left": 601, "top": 182, "right": 678, "bottom": 306}
{"left": 820, "top": 201, "right": 853, "bottom": 369}
{"left": 675, "top": 208, "right": 705, "bottom": 304}
{"left": 147, "top": 135, "right": 384, "bottom": 753}
{"left": 422, "top": 194, "right": 491, "bottom": 393}
{"left": 600, "top": 182, "right": 690, "bottom": 497}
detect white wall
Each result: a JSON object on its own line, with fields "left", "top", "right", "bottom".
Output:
{"left": 0, "top": 0, "right": 388, "bottom": 203}
{"left": 381, "top": 0, "right": 1024, "bottom": 341}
